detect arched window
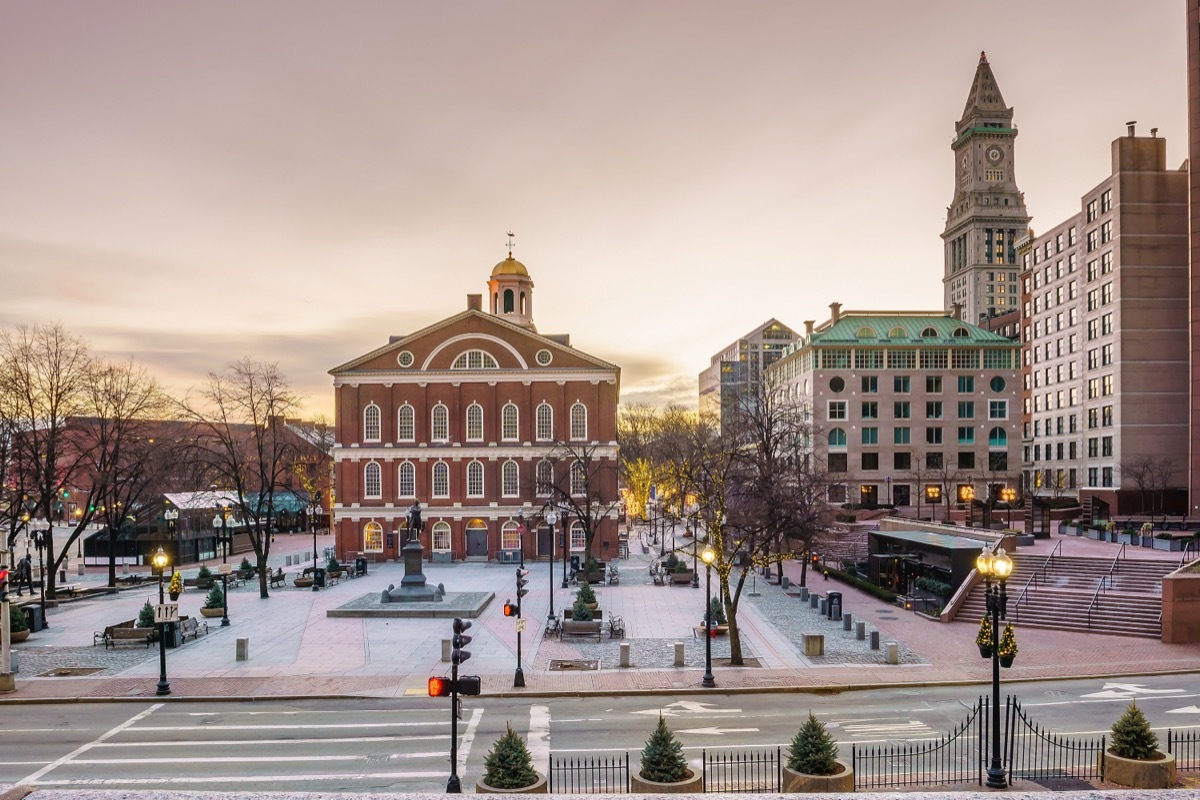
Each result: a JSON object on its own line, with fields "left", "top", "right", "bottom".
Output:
{"left": 856, "top": 326, "right": 877, "bottom": 338}
{"left": 952, "top": 326, "right": 970, "bottom": 338}
{"left": 363, "top": 521, "right": 383, "bottom": 552}
{"left": 466, "top": 403, "right": 484, "bottom": 442}
{"left": 503, "top": 289, "right": 515, "bottom": 313}
{"left": 536, "top": 460, "right": 554, "bottom": 496}
{"left": 452, "top": 350, "right": 499, "bottom": 369}
{"left": 921, "top": 327, "right": 938, "bottom": 338}
{"left": 889, "top": 326, "right": 906, "bottom": 338}
{"left": 431, "top": 404, "right": 449, "bottom": 441}
{"left": 502, "top": 403, "right": 519, "bottom": 440}
{"left": 989, "top": 427, "right": 1008, "bottom": 447}
{"left": 398, "top": 461, "right": 415, "bottom": 497}
{"left": 569, "top": 520, "right": 585, "bottom": 551}
{"left": 363, "top": 404, "right": 381, "bottom": 442}
{"left": 501, "top": 520, "right": 521, "bottom": 550}
{"left": 364, "top": 461, "right": 382, "bottom": 498}
{"left": 536, "top": 403, "right": 553, "bottom": 441}
{"left": 570, "top": 402, "right": 588, "bottom": 440}
{"left": 397, "top": 404, "right": 415, "bottom": 441}
{"left": 502, "top": 460, "right": 519, "bottom": 496}
{"left": 828, "top": 428, "right": 847, "bottom": 448}
{"left": 432, "top": 521, "right": 451, "bottom": 552}
{"left": 571, "top": 460, "right": 587, "bottom": 496}
{"left": 432, "top": 461, "right": 450, "bottom": 498}
{"left": 466, "top": 460, "right": 484, "bottom": 497}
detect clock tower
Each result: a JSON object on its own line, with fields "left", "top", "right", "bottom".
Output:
{"left": 942, "top": 52, "right": 1030, "bottom": 324}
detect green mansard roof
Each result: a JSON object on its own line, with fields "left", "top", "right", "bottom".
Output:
{"left": 809, "top": 314, "right": 1017, "bottom": 347}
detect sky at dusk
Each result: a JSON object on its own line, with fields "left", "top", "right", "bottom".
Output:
{"left": 0, "top": 2, "right": 1187, "bottom": 417}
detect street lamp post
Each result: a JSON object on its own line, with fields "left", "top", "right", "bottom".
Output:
{"left": 558, "top": 503, "right": 570, "bottom": 589}
{"left": 544, "top": 508, "right": 559, "bottom": 622}
{"left": 976, "top": 548, "right": 1013, "bottom": 789}
{"left": 152, "top": 546, "right": 171, "bottom": 696}
{"left": 691, "top": 512, "right": 701, "bottom": 589}
{"left": 701, "top": 544, "right": 716, "bottom": 688}
{"left": 30, "top": 529, "right": 48, "bottom": 630}
{"left": 212, "top": 512, "right": 227, "bottom": 566}
{"left": 1000, "top": 487, "right": 1016, "bottom": 528}
{"left": 925, "top": 485, "right": 941, "bottom": 523}
{"left": 310, "top": 493, "right": 322, "bottom": 593}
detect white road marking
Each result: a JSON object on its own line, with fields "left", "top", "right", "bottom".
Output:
{"left": 129, "top": 721, "right": 442, "bottom": 731}
{"left": 1168, "top": 706, "right": 1200, "bottom": 714}
{"left": 95, "top": 735, "right": 450, "bottom": 747}
{"left": 34, "top": 771, "right": 447, "bottom": 786}
{"left": 632, "top": 701, "right": 740, "bottom": 717}
{"left": 21, "top": 703, "right": 161, "bottom": 785}
{"left": 1080, "top": 682, "right": 1186, "bottom": 700}
{"left": 840, "top": 721, "right": 937, "bottom": 736}
{"left": 676, "top": 727, "right": 759, "bottom": 735}
{"left": 527, "top": 704, "right": 551, "bottom": 768}
{"left": 457, "top": 707, "right": 483, "bottom": 775}
{"left": 71, "top": 755, "right": 366, "bottom": 765}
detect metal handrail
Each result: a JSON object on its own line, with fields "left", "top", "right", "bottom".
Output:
{"left": 1180, "top": 537, "right": 1200, "bottom": 569}
{"left": 1010, "top": 540, "right": 1062, "bottom": 622}
{"left": 1086, "top": 543, "right": 1125, "bottom": 629}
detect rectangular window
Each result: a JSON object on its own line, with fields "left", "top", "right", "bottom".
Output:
{"left": 1087, "top": 259, "right": 1098, "bottom": 281}
{"left": 920, "top": 349, "right": 948, "bottom": 370}
{"left": 854, "top": 349, "right": 884, "bottom": 369}
{"left": 1102, "top": 467, "right": 1114, "bottom": 488}
{"left": 1101, "top": 189, "right": 1112, "bottom": 213}
{"left": 894, "top": 427, "right": 911, "bottom": 445}
{"left": 861, "top": 376, "right": 878, "bottom": 393}
{"left": 926, "top": 376, "right": 942, "bottom": 393}
{"left": 1068, "top": 226, "right": 1077, "bottom": 246}
{"left": 1087, "top": 229, "right": 1097, "bottom": 252}
{"left": 894, "top": 452, "right": 911, "bottom": 470}
{"left": 1088, "top": 467, "right": 1098, "bottom": 487}
{"left": 1101, "top": 282, "right": 1113, "bottom": 305}
{"left": 988, "top": 400, "right": 1007, "bottom": 419}
{"left": 951, "top": 349, "right": 980, "bottom": 370}
{"left": 927, "top": 452, "right": 943, "bottom": 469}
{"left": 957, "top": 376, "right": 974, "bottom": 393}
{"left": 926, "top": 401, "right": 943, "bottom": 419}
{"left": 1100, "top": 220, "right": 1112, "bottom": 244}
{"left": 893, "top": 375, "right": 910, "bottom": 393}
{"left": 1101, "top": 313, "right": 1112, "bottom": 335}
{"left": 1086, "top": 200, "right": 1097, "bottom": 222}
{"left": 958, "top": 426, "right": 975, "bottom": 444}
{"left": 1102, "top": 405, "right": 1114, "bottom": 426}
{"left": 827, "top": 453, "right": 847, "bottom": 473}
{"left": 893, "top": 401, "right": 911, "bottom": 419}
{"left": 957, "top": 401, "right": 975, "bottom": 419}
{"left": 1101, "top": 436, "right": 1113, "bottom": 457}
{"left": 861, "top": 401, "right": 878, "bottom": 419}
{"left": 989, "top": 452, "right": 1008, "bottom": 471}
{"left": 1102, "top": 375, "right": 1113, "bottom": 396}
{"left": 827, "top": 401, "right": 847, "bottom": 420}
{"left": 958, "top": 451, "right": 975, "bottom": 469}
{"left": 888, "top": 349, "right": 916, "bottom": 369}
{"left": 861, "top": 427, "right": 878, "bottom": 445}
{"left": 1101, "top": 251, "right": 1113, "bottom": 274}
{"left": 861, "top": 453, "right": 879, "bottom": 471}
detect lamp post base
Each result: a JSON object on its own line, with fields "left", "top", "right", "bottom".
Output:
{"left": 702, "top": 673, "right": 715, "bottom": 688}
{"left": 447, "top": 776, "right": 462, "bottom": 794}
{"left": 156, "top": 679, "right": 171, "bottom": 696}
{"left": 985, "top": 766, "right": 1007, "bottom": 789}
{"left": 514, "top": 668, "right": 525, "bottom": 688}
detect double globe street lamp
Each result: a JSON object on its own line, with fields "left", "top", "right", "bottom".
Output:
{"left": 976, "top": 548, "right": 1013, "bottom": 789}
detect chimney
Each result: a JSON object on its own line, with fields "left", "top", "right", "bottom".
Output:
{"left": 1151, "top": 127, "right": 1159, "bottom": 138}
{"left": 829, "top": 302, "right": 842, "bottom": 323}
{"left": 952, "top": 302, "right": 964, "bottom": 320}
{"left": 1126, "top": 120, "right": 1137, "bottom": 137}
{"left": 804, "top": 320, "right": 815, "bottom": 336}
{"left": 467, "top": 294, "right": 482, "bottom": 311}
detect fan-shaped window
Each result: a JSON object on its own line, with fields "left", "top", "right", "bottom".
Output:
{"left": 432, "top": 461, "right": 449, "bottom": 498}
{"left": 452, "top": 350, "right": 499, "bottom": 369}
{"left": 431, "top": 404, "right": 449, "bottom": 442}
{"left": 364, "top": 461, "right": 382, "bottom": 499}
{"left": 398, "top": 462, "right": 416, "bottom": 497}
{"left": 363, "top": 522, "right": 383, "bottom": 552}
{"left": 952, "top": 327, "right": 970, "bottom": 338}
{"left": 988, "top": 427, "right": 1008, "bottom": 447}
{"left": 570, "top": 402, "right": 588, "bottom": 440}
{"left": 501, "top": 520, "right": 521, "bottom": 550}
{"left": 536, "top": 460, "right": 554, "bottom": 496}
{"left": 363, "top": 404, "right": 381, "bottom": 442}
{"left": 466, "top": 403, "right": 484, "bottom": 442}
{"left": 502, "top": 403, "right": 519, "bottom": 441}
{"left": 536, "top": 403, "right": 554, "bottom": 440}
{"left": 502, "top": 460, "right": 520, "bottom": 497}
{"left": 397, "top": 404, "right": 415, "bottom": 442}
{"left": 466, "top": 461, "right": 484, "bottom": 498}
{"left": 856, "top": 326, "right": 877, "bottom": 339}
{"left": 571, "top": 461, "right": 587, "bottom": 496}
{"left": 828, "top": 428, "right": 847, "bottom": 448}
{"left": 432, "top": 521, "right": 451, "bottom": 552}
{"left": 889, "top": 327, "right": 906, "bottom": 339}
{"left": 921, "top": 327, "right": 938, "bottom": 338}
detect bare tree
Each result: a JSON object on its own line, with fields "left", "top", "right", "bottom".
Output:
{"left": 179, "top": 359, "right": 304, "bottom": 597}
{"left": 1120, "top": 456, "right": 1179, "bottom": 514}
{"left": 543, "top": 440, "right": 621, "bottom": 569}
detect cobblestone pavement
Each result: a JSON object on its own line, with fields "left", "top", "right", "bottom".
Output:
{"left": 10, "top": 644, "right": 156, "bottom": 677}
{"left": 533, "top": 630, "right": 757, "bottom": 671}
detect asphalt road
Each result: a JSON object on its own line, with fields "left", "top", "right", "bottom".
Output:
{"left": 4, "top": 674, "right": 1200, "bottom": 793}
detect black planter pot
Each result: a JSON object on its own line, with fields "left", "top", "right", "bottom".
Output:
{"left": 978, "top": 644, "right": 992, "bottom": 659}
{"left": 999, "top": 653, "right": 1015, "bottom": 668}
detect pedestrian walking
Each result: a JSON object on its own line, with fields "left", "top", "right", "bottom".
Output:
{"left": 14, "top": 554, "right": 34, "bottom": 596}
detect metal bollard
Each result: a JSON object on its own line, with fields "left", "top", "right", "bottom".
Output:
{"left": 674, "top": 641, "right": 685, "bottom": 667}
{"left": 620, "top": 642, "right": 631, "bottom": 668}
{"left": 843, "top": 612, "right": 853, "bottom": 631}
{"left": 856, "top": 621, "right": 866, "bottom": 640}
{"left": 869, "top": 630, "right": 880, "bottom": 650}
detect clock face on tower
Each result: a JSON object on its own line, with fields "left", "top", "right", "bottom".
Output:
{"left": 986, "top": 146, "right": 1003, "bottom": 164}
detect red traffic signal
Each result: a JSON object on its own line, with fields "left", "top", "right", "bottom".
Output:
{"left": 503, "top": 600, "right": 516, "bottom": 617}
{"left": 428, "top": 676, "right": 451, "bottom": 697}
{"left": 0, "top": 568, "right": 8, "bottom": 602}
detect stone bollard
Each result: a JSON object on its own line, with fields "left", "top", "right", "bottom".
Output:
{"left": 819, "top": 598, "right": 827, "bottom": 616}
{"left": 620, "top": 642, "right": 631, "bottom": 668}
{"left": 843, "top": 612, "right": 853, "bottom": 631}
{"left": 285, "top": 555, "right": 293, "bottom": 566}
{"left": 441, "top": 639, "right": 453, "bottom": 662}
{"left": 870, "top": 631, "right": 880, "bottom": 650}
{"left": 809, "top": 594, "right": 819, "bottom": 609}
{"left": 674, "top": 642, "right": 685, "bottom": 667}
{"left": 856, "top": 621, "right": 866, "bottom": 640}
{"left": 9, "top": 651, "right": 18, "bottom": 674}
{"left": 77, "top": 563, "right": 85, "bottom": 577}
{"left": 236, "top": 638, "right": 250, "bottom": 661}
{"left": 799, "top": 587, "right": 809, "bottom": 601}
{"left": 781, "top": 576, "right": 791, "bottom": 590}
{"left": 803, "top": 634, "right": 824, "bottom": 657}
{"left": 886, "top": 642, "right": 900, "bottom": 665}
{"left": 121, "top": 562, "right": 129, "bottom": 574}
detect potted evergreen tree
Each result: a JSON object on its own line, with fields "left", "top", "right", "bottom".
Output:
{"left": 136, "top": 599, "right": 157, "bottom": 641}
{"left": 703, "top": 597, "right": 729, "bottom": 635}
{"left": 997, "top": 623, "right": 1018, "bottom": 668}
{"left": 475, "top": 723, "right": 547, "bottom": 793}
{"left": 782, "top": 712, "right": 854, "bottom": 792}
{"left": 1101, "top": 702, "right": 1175, "bottom": 788}
{"left": 7, "top": 603, "right": 30, "bottom": 643}
{"left": 200, "top": 583, "right": 225, "bottom": 618}
{"left": 976, "top": 615, "right": 993, "bottom": 658}
{"left": 577, "top": 582, "right": 598, "bottom": 611}
{"left": 167, "top": 571, "right": 183, "bottom": 601}
{"left": 631, "top": 715, "right": 701, "bottom": 793}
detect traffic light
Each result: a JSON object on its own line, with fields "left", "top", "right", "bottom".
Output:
{"left": 452, "top": 618, "right": 472, "bottom": 664}
{"left": 811, "top": 553, "right": 820, "bottom": 567}
{"left": 515, "top": 567, "right": 529, "bottom": 614}
{"left": 0, "top": 567, "right": 7, "bottom": 604}
{"left": 428, "top": 676, "right": 451, "bottom": 697}
{"left": 502, "top": 600, "right": 516, "bottom": 617}
{"left": 456, "top": 675, "right": 481, "bottom": 696}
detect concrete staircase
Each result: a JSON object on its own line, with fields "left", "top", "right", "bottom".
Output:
{"left": 956, "top": 552, "right": 1175, "bottom": 639}
{"left": 813, "top": 527, "right": 870, "bottom": 569}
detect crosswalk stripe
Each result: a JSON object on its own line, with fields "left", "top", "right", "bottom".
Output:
{"left": 130, "top": 721, "right": 443, "bottom": 731}
{"left": 95, "top": 734, "right": 450, "bottom": 747}
{"left": 34, "top": 771, "right": 447, "bottom": 786}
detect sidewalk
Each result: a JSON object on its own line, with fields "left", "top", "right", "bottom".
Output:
{"left": 4, "top": 525, "right": 1200, "bottom": 702}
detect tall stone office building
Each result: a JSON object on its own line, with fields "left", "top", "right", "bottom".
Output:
{"left": 943, "top": 53, "right": 1031, "bottom": 326}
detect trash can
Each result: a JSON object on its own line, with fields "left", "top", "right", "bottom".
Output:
{"left": 355, "top": 556, "right": 368, "bottom": 576}
{"left": 313, "top": 567, "right": 326, "bottom": 588}
{"left": 22, "top": 604, "right": 44, "bottom": 633}
{"left": 827, "top": 591, "right": 842, "bottom": 621}
{"left": 570, "top": 555, "right": 581, "bottom": 572}
{"left": 163, "top": 620, "right": 183, "bottom": 649}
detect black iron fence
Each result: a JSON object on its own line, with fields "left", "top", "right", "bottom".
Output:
{"left": 701, "top": 747, "right": 780, "bottom": 793}
{"left": 851, "top": 696, "right": 985, "bottom": 790}
{"left": 1005, "top": 696, "right": 1105, "bottom": 781}
{"left": 549, "top": 752, "right": 629, "bottom": 794}
{"left": 1168, "top": 729, "right": 1200, "bottom": 771}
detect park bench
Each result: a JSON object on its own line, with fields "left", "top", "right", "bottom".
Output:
{"left": 607, "top": 615, "right": 626, "bottom": 639}
{"left": 94, "top": 619, "right": 136, "bottom": 646}
{"left": 325, "top": 569, "right": 342, "bottom": 585}
{"left": 104, "top": 626, "right": 154, "bottom": 649}
{"left": 268, "top": 568, "right": 286, "bottom": 588}
{"left": 180, "top": 617, "right": 209, "bottom": 642}
{"left": 183, "top": 577, "right": 215, "bottom": 590}
{"left": 54, "top": 583, "right": 83, "bottom": 599}
{"left": 115, "top": 575, "right": 146, "bottom": 587}
{"left": 559, "top": 620, "right": 602, "bottom": 642}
